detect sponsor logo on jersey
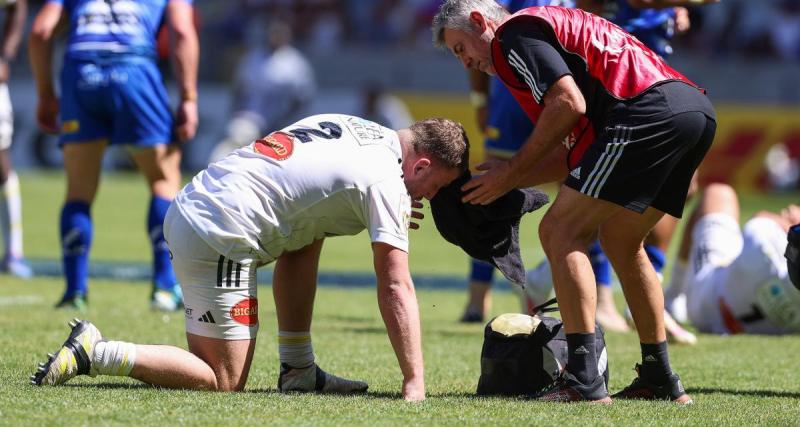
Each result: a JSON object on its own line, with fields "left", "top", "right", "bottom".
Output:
{"left": 62, "top": 120, "right": 80, "bottom": 134}
{"left": 346, "top": 116, "right": 385, "bottom": 141}
{"left": 231, "top": 297, "right": 259, "bottom": 326}
{"left": 254, "top": 131, "right": 294, "bottom": 160}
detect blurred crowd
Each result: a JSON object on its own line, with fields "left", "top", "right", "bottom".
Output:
{"left": 200, "top": 0, "right": 800, "bottom": 64}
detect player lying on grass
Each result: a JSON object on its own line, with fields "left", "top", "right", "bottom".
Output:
{"left": 30, "top": 114, "right": 470, "bottom": 402}
{"left": 662, "top": 183, "right": 800, "bottom": 335}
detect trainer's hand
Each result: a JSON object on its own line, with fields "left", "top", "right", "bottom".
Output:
{"left": 36, "top": 95, "right": 60, "bottom": 134}
{"left": 409, "top": 200, "right": 425, "bottom": 231}
{"left": 402, "top": 377, "right": 425, "bottom": 402}
{"left": 461, "top": 159, "right": 519, "bottom": 205}
{"left": 176, "top": 99, "right": 198, "bottom": 142}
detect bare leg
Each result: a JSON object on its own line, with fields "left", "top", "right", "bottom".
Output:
{"left": 599, "top": 207, "right": 666, "bottom": 344}
{"left": 130, "top": 334, "right": 255, "bottom": 391}
{"left": 595, "top": 285, "right": 630, "bottom": 332}
{"left": 129, "top": 144, "right": 183, "bottom": 306}
{"left": 36, "top": 323, "right": 255, "bottom": 392}
{"left": 272, "top": 239, "right": 324, "bottom": 332}
{"left": 57, "top": 141, "right": 107, "bottom": 304}
{"left": 0, "top": 149, "right": 10, "bottom": 183}
{"left": 462, "top": 280, "right": 492, "bottom": 320}
{"left": 63, "top": 140, "right": 107, "bottom": 203}
{"left": 128, "top": 144, "right": 182, "bottom": 199}
{"left": 539, "top": 187, "right": 620, "bottom": 335}
{"left": 130, "top": 332, "right": 256, "bottom": 391}
{"left": 645, "top": 215, "right": 678, "bottom": 254}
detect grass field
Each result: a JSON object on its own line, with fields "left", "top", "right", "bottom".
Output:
{"left": 2, "top": 172, "right": 800, "bottom": 425}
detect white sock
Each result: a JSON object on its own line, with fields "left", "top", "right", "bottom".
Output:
{"left": 0, "top": 171, "right": 24, "bottom": 259}
{"left": 664, "top": 260, "right": 689, "bottom": 300}
{"left": 278, "top": 331, "right": 314, "bottom": 369}
{"left": 92, "top": 341, "right": 137, "bottom": 376}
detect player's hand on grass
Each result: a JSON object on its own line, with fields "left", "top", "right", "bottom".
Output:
{"left": 461, "top": 159, "right": 519, "bottom": 205}
{"left": 409, "top": 200, "right": 424, "bottom": 231}
{"left": 36, "top": 95, "right": 60, "bottom": 134}
{"left": 176, "top": 99, "right": 198, "bottom": 142}
{"left": 402, "top": 377, "right": 425, "bottom": 402}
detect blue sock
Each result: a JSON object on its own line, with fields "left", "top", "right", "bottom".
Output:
{"left": 469, "top": 259, "right": 494, "bottom": 283}
{"left": 60, "top": 201, "right": 92, "bottom": 299}
{"left": 148, "top": 196, "right": 177, "bottom": 291}
{"left": 644, "top": 244, "right": 666, "bottom": 274}
{"left": 588, "top": 240, "right": 611, "bottom": 287}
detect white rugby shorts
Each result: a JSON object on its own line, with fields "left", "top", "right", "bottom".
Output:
{"left": 164, "top": 204, "right": 260, "bottom": 340}
{"left": 685, "top": 213, "right": 742, "bottom": 333}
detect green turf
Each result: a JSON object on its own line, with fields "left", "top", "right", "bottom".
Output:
{"left": 2, "top": 172, "right": 800, "bottom": 425}
{"left": 2, "top": 276, "right": 800, "bottom": 425}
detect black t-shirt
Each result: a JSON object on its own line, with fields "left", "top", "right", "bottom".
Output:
{"left": 497, "top": 19, "right": 714, "bottom": 128}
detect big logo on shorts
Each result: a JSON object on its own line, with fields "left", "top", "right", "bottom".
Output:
{"left": 254, "top": 132, "right": 294, "bottom": 161}
{"left": 231, "top": 297, "right": 259, "bottom": 326}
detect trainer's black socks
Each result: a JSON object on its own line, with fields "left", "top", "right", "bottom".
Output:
{"left": 640, "top": 340, "right": 671, "bottom": 382}
{"left": 566, "top": 332, "right": 598, "bottom": 384}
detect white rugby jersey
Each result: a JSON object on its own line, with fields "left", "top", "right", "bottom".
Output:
{"left": 723, "top": 217, "right": 800, "bottom": 334}
{"left": 176, "top": 114, "right": 412, "bottom": 263}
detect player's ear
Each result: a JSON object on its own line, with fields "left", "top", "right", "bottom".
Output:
{"left": 414, "top": 157, "right": 432, "bottom": 174}
{"left": 470, "top": 11, "right": 487, "bottom": 33}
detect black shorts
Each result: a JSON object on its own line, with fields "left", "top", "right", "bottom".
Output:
{"left": 564, "top": 84, "right": 716, "bottom": 218}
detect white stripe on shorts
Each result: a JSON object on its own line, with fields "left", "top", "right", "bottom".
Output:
{"left": 580, "top": 126, "right": 631, "bottom": 197}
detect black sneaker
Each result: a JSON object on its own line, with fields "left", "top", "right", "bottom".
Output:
{"left": 459, "top": 310, "right": 484, "bottom": 323}
{"left": 278, "top": 363, "right": 368, "bottom": 394}
{"left": 533, "top": 371, "right": 612, "bottom": 403}
{"left": 54, "top": 294, "right": 88, "bottom": 311}
{"left": 612, "top": 364, "right": 693, "bottom": 404}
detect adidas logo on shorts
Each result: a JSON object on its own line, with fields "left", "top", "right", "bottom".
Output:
{"left": 198, "top": 311, "right": 216, "bottom": 324}
{"left": 570, "top": 167, "right": 581, "bottom": 180}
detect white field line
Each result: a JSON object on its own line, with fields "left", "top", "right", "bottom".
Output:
{"left": 0, "top": 295, "right": 44, "bottom": 307}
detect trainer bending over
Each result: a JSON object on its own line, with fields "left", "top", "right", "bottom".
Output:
{"left": 433, "top": 2, "right": 716, "bottom": 402}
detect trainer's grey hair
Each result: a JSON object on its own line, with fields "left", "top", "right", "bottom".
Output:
{"left": 431, "top": 0, "right": 510, "bottom": 49}
{"left": 408, "top": 118, "right": 470, "bottom": 171}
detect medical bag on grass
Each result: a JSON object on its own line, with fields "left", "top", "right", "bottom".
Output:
{"left": 476, "top": 299, "right": 609, "bottom": 396}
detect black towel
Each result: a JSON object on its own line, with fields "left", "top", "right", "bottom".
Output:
{"left": 430, "top": 172, "right": 550, "bottom": 285}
